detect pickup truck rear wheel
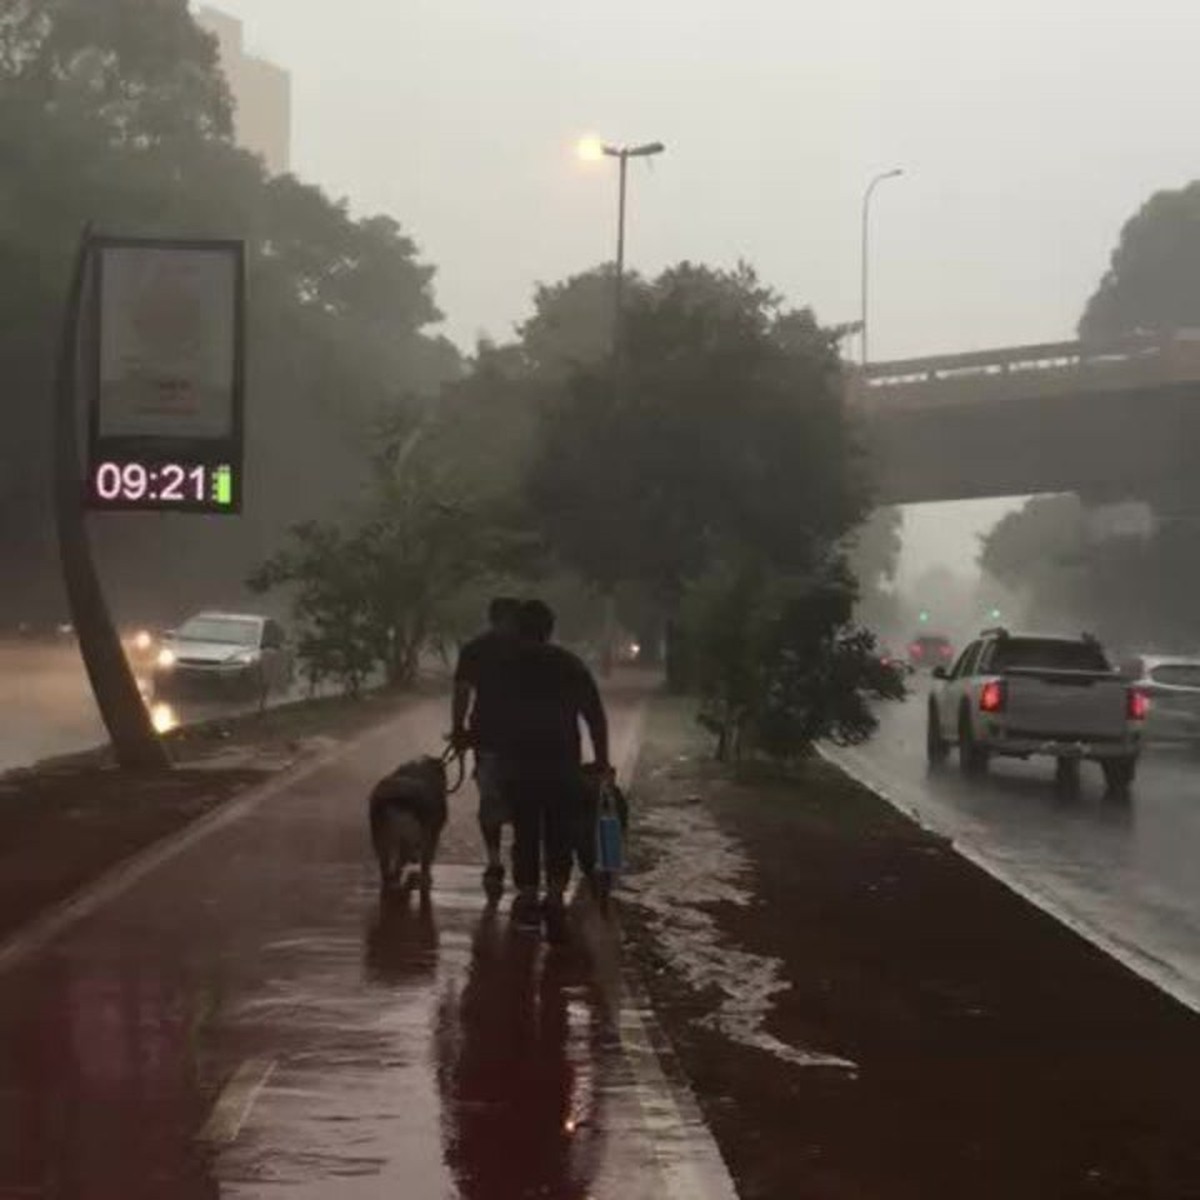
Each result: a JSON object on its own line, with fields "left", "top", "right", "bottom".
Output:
{"left": 927, "top": 702, "right": 949, "bottom": 766}
{"left": 1102, "top": 756, "right": 1137, "bottom": 796}
{"left": 958, "top": 709, "right": 989, "bottom": 776}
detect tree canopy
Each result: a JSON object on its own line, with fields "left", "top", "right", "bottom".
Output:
{"left": 1080, "top": 182, "right": 1200, "bottom": 341}
{"left": 528, "top": 262, "right": 869, "bottom": 603}
{"left": 0, "top": 0, "right": 459, "bottom": 629}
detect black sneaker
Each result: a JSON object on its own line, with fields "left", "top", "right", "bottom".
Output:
{"left": 482, "top": 864, "right": 505, "bottom": 900}
{"left": 543, "top": 899, "right": 568, "bottom": 946}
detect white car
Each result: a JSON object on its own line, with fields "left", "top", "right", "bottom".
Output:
{"left": 927, "top": 628, "right": 1145, "bottom": 791}
{"left": 153, "top": 612, "right": 294, "bottom": 703}
{"left": 1120, "top": 655, "right": 1200, "bottom": 747}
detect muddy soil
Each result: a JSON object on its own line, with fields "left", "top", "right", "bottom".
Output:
{"left": 622, "top": 697, "right": 1200, "bottom": 1199}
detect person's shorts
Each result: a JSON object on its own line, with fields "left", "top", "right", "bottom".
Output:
{"left": 474, "top": 751, "right": 512, "bottom": 828}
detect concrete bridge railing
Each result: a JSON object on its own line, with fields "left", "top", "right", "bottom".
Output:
{"left": 848, "top": 332, "right": 1200, "bottom": 414}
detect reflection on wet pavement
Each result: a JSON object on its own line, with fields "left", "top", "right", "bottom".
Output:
{"left": 627, "top": 763, "right": 855, "bottom": 1071}
{"left": 0, "top": 694, "right": 730, "bottom": 1199}
{"left": 436, "top": 907, "right": 609, "bottom": 1200}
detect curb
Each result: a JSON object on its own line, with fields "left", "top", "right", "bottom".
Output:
{"left": 820, "top": 740, "right": 1200, "bottom": 1017}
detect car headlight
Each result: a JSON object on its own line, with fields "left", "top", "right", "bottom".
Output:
{"left": 157, "top": 647, "right": 177, "bottom": 670}
{"left": 230, "top": 650, "right": 259, "bottom": 666}
{"left": 133, "top": 630, "right": 153, "bottom": 653}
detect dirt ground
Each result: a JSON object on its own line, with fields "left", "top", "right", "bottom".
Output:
{"left": 0, "top": 689, "right": 419, "bottom": 945}
{"left": 621, "top": 697, "right": 1200, "bottom": 1200}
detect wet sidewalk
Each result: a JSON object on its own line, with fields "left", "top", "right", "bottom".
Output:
{"left": 0, "top": 690, "right": 735, "bottom": 1199}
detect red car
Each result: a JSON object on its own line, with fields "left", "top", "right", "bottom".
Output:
{"left": 909, "top": 633, "right": 954, "bottom": 671}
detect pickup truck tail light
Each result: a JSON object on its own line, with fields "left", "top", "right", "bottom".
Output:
{"left": 979, "top": 680, "right": 1006, "bottom": 714}
{"left": 1128, "top": 688, "right": 1149, "bottom": 721}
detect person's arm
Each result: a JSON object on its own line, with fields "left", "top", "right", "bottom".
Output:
{"left": 450, "top": 644, "right": 476, "bottom": 749}
{"left": 578, "top": 666, "right": 610, "bottom": 770}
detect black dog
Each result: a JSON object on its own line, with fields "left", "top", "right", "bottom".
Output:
{"left": 368, "top": 756, "right": 449, "bottom": 897}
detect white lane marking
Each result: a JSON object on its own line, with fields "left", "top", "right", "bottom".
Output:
{"left": 611, "top": 704, "right": 742, "bottom": 1200}
{"left": 0, "top": 706, "right": 426, "bottom": 976}
{"left": 198, "top": 1057, "right": 277, "bottom": 1145}
{"left": 822, "top": 741, "right": 1200, "bottom": 1017}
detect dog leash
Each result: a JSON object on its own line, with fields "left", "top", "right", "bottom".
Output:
{"left": 440, "top": 743, "right": 467, "bottom": 795}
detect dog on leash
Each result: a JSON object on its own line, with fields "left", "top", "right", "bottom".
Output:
{"left": 368, "top": 756, "right": 449, "bottom": 897}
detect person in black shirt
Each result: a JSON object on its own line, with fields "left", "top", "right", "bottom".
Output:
{"left": 451, "top": 597, "right": 521, "bottom": 897}
{"left": 505, "top": 599, "right": 610, "bottom": 942}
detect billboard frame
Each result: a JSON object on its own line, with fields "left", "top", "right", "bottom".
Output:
{"left": 85, "top": 235, "right": 247, "bottom": 514}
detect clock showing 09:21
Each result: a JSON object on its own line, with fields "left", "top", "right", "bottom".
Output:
{"left": 89, "top": 461, "right": 238, "bottom": 512}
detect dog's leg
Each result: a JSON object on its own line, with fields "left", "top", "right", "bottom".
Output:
{"left": 418, "top": 834, "right": 435, "bottom": 898}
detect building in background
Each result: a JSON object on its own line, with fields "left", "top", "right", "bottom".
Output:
{"left": 197, "top": 7, "right": 291, "bottom": 175}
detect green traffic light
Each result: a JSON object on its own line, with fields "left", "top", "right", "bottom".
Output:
{"left": 918, "top": 610, "right": 930, "bottom": 624}
{"left": 989, "top": 608, "right": 1001, "bottom": 621}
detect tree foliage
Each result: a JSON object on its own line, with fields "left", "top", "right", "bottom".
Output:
{"left": 686, "top": 555, "right": 903, "bottom": 763}
{"left": 0, "top": 0, "right": 459, "bottom": 628}
{"left": 529, "top": 262, "right": 868, "bottom": 602}
{"left": 1081, "top": 183, "right": 1200, "bottom": 341}
{"left": 249, "top": 407, "right": 540, "bottom": 693}
{"left": 524, "top": 260, "right": 890, "bottom": 755}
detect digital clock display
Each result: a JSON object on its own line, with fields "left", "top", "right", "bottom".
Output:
{"left": 88, "top": 461, "right": 239, "bottom": 513}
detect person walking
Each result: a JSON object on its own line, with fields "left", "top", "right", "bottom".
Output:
{"left": 451, "top": 597, "right": 521, "bottom": 898}
{"left": 504, "top": 599, "right": 611, "bottom": 942}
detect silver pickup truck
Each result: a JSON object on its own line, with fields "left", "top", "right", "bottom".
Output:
{"left": 926, "top": 629, "right": 1146, "bottom": 791}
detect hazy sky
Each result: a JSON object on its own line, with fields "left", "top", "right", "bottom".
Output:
{"left": 204, "top": 0, "right": 1200, "bottom": 582}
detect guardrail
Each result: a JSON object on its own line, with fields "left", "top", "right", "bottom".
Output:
{"left": 850, "top": 332, "right": 1200, "bottom": 411}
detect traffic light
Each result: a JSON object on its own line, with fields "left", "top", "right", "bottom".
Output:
{"left": 989, "top": 608, "right": 1002, "bottom": 621}
{"left": 918, "top": 610, "right": 930, "bottom": 624}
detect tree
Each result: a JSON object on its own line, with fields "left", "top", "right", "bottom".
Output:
{"left": 846, "top": 506, "right": 904, "bottom": 633}
{"left": 528, "top": 261, "right": 870, "bottom": 685}
{"left": 517, "top": 265, "right": 647, "bottom": 379}
{"left": 0, "top": 0, "right": 460, "bottom": 628}
{"left": 522, "top": 258, "right": 890, "bottom": 755}
{"left": 250, "top": 403, "right": 539, "bottom": 691}
{"left": 1081, "top": 183, "right": 1200, "bottom": 341}
{"left": 686, "top": 554, "right": 903, "bottom": 763}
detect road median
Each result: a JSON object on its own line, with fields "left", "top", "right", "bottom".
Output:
{"left": 622, "top": 694, "right": 1200, "bottom": 1199}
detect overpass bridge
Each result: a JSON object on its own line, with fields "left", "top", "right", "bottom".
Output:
{"left": 850, "top": 334, "right": 1200, "bottom": 507}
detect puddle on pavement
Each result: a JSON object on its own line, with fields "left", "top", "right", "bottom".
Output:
{"left": 626, "top": 797, "right": 856, "bottom": 1071}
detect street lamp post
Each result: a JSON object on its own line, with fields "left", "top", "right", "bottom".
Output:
{"left": 583, "top": 140, "right": 665, "bottom": 372}
{"left": 860, "top": 167, "right": 903, "bottom": 368}
{"left": 578, "top": 137, "right": 665, "bottom": 673}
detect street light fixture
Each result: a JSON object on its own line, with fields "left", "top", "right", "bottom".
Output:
{"left": 860, "top": 167, "right": 904, "bottom": 368}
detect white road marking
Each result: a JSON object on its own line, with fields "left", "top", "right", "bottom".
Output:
{"left": 822, "top": 741, "right": 1200, "bottom": 1017}
{"left": 198, "top": 1057, "right": 277, "bottom": 1145}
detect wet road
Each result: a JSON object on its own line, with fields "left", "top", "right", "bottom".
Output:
{"left": 0, "top": 691, "right": 735, "bottom": 1199}
{"left": 0, "top": 642, "right": 306, "bottom": 774}
{"left": 827, "top": 690, "right": 1200, "bottom": 1012}
{"left": 0, "top": 644, "right": 108, "bottom": 772}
